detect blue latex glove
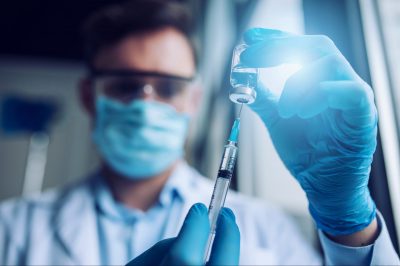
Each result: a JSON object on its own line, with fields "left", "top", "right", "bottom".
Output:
{"left": 126, "top": 203, "right": 240, "bottom": 265}
{"left": 241, "top": 28, "right": 377, "bottom": 235}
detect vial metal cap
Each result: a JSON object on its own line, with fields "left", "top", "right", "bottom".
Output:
{"left": 229, "top": 86, "right": 257, "bottom": 104}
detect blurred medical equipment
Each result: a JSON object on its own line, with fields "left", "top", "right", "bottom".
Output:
{"left": 1, "top": 96, "right": 58, "bottom": 195}
{"left": 229, "top": 44, "right": 259, "bottom": 104}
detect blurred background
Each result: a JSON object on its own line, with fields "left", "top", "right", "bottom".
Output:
{"left": 0, "top": 0, "right": 400, "bottom": 253}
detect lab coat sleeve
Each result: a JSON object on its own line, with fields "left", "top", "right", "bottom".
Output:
{"left": 237, "top": 199, "right": 323, "bottom": 265}
{"left": 319, "top": 212, "right": 400, "bottom": 265}
{"left": 267, "top": 208, "right": 322, "bottom": 265}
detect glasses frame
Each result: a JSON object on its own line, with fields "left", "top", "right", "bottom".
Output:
{"left": 89, "top": 69, "right": 195, "bottom": 82}
{"left": 89, "top": 69, "right": 196, "bottom": 104}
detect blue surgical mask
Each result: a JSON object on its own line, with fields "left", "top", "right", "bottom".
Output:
{"left": 92, "top": 96, "right": 189, "bottom": 179}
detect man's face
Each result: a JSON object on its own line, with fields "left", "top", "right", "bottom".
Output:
{"left": 81, "top": 27, "right": 199, "bottom": 177}
{"left": 84, "top": 27, "right": 198, "bottom": 114}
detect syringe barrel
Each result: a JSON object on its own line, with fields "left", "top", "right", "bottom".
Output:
{"left": 206, "top": 142, "right": 238, "bottom": 248}
{"left": 204, "top": 142, "right": 238, "bottom": 262}
{"left": 218, "top": 142, "right": 238, "bottom": 177}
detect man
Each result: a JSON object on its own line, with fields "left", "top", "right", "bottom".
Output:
{"left": 0, "top": 0, "right": 399, "bottom": 265}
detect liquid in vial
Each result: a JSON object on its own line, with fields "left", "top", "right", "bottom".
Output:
{"left": 229, "top": 44, "right": 258, "bottom": 104}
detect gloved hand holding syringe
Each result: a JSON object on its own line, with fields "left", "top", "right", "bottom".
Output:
{"left": 204, "top": 44, "right": 258, "bottom": 262}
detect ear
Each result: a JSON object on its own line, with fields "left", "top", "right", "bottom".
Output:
{"left": 78, "top": 78, "right": 95, "bottom": 117}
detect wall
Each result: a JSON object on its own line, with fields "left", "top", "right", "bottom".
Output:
{"left": 0, "top": 56, "right": 98, "bottom": 200}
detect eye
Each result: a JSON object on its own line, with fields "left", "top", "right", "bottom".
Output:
{"left": 155, "top": 79, "right": 187, "bottom": 99}
{"left": 103, "top": 79, "right": 145, "bottom": 101}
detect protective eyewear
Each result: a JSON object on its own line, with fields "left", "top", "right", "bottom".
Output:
{"left": 90, "top": 69, "right": 195, "bottom": 103}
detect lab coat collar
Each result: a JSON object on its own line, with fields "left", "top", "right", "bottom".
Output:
{"left": 51, "top": 162, "right": 195, "bottom": 264}
{"left": 160, "top": 160, "right": 194, "bottom": 204}
{"left": 52, "top": 174, "right": 101, "bottom": 265}
{"left": 93, "top": 161, "right": 192, "bottom": 223}
{"left": 160, "top": 161, "right": 204, "bottom": 237}
{"left": 94, "top": 174, "right": 144, "bottom": 223}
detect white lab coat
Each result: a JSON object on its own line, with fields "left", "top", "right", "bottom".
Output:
{"left": 0, "top": 162, "right": 397, "bottom": 265}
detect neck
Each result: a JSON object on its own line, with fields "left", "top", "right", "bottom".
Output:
{"left": 102, "top": 162, "right": 179, "bottom": 211}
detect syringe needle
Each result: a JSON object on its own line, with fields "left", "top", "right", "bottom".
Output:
{"left": 238, "top": 103, "right": 243, "bottom": 118}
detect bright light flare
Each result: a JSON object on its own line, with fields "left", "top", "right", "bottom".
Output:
{"left": 259, "top": 63, "right": 303, "bottom": 96}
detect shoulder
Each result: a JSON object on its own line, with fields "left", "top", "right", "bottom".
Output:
{"left": 0, "top": 175, "right": 97, "bottom": 263}
{"left": 0, "top": 189, "right": 56, "bottom": 225}
{"left": 0, "top": 175, "right": 94, "bottom": 229}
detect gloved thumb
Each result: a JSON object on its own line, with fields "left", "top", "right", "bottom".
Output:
{"left": 162, "top": 203, "right": 210, "bottom": 265}
{"left": 207, "top": 208, "right": 240, "bottom": 266}
{"left": 249, "top": 82, "right": 280, "bottom": 129}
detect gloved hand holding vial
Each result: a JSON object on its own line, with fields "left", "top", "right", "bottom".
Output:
{"left": 240, "top": 28, "right": 378, "bottom": 238}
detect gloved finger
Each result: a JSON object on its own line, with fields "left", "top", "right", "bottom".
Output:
{"left": 243, "top": 28, "right": 295, "bottom": 45}
{"left": 241, "top": 34, "right": 341, "bottom": 68}
{"left": 320, "top": 80, "right": 374, "bottom": 110}
{"left": 278, "top": 54, "right": 359, "bottom": 118}
{"left": 319, "top": 80, "right": 377, "bottom": 126}
{"left": 163, "top": 203, "right": 210, "bottom": 266}
{"left": 207, "top": 208, "right": 240, "bottom": 266}
{"left": 296, "top": 80, "right": 376, "bottom": 121}
{"left": 126, "top": 238, "right": 175, "bottom": 266}
{"left": 249, "top": 82, "right": 280, "bottom": 128}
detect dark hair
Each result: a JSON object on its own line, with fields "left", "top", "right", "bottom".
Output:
{"left": 82, "top": 0, "right": 198, "bottom": 70}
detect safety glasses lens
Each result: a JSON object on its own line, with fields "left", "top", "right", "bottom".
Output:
{"left": 93, "top": 76, "right": 190, "bottom": 103}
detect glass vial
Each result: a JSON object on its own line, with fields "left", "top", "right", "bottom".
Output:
{"left": 229, "top": 44, "right": 258, "bottom": 104}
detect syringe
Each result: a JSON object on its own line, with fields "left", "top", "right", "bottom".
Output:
{"left": 204, "top": 112, "right": 241, "bottom": 262}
